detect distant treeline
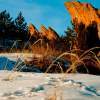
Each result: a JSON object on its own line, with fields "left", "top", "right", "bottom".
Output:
{"left": 0, "top": 10, "right": 29, "bottom": 41}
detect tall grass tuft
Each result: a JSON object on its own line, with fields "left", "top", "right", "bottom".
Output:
{"left": 45, "top": 47, "right": 100, "bottom": 74}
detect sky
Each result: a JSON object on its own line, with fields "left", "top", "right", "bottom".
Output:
{"left": 0, "top": 0, "right": 100, "bottom": 35}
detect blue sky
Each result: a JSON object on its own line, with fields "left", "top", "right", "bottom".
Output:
{"left": 0, "top": 0, "right": 100, "bottom": 35}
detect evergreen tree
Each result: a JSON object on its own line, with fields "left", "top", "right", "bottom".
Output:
{"left": 14, "top": 12, "right": 29, "bottom": 41}
{"left": 63, "top": 22, "right": 77, "bottom": 50}
{"left": 0, "top": 10, "right": 14, "bottom": 38}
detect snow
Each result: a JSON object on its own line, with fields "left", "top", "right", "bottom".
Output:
{"left": 0, "top": 53, "right": 100, "bottom": 100}
{"left": 0, "top": 53, "right": 42, "bottom": 62}
{"left": 0, "top": 53, "right": 42, "bottom": 71}
{"left": 0, "top": 71, "right": 100, "bottom": 100}
{"left": 0, "top": 56, "right": 16, "bottom": 70}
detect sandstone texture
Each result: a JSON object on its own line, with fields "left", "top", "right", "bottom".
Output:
{"left": 65, "top": 1, "right": 100, "bottom": 50}
{"left": 28, "top": 24, "right": 59, "bottom": 41}
{"left": 65, "top": 1, "right": 100, "bottom": 39}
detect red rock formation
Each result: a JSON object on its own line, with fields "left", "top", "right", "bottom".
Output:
{"left": 40, "top": 25, "right": 59, "bottom": 41}
{"left": 28, "top": 24, "right": 39, "bottom": 37}
{"left": 28, "top": 24, "right": 59, "bottom": 42}
{"left": 40, "top": 25, "right": 48, "bottom": 37}
{"left": 65, "top": 1, "right": 100, "bottom": 38}
{"left": 65, "top": 1, "right": 100, "bottom": 26}
{"left": 65, "top": 1, "right": 100, "bottom": 50}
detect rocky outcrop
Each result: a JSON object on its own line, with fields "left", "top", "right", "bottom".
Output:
{"left": 28, "top": 24, "right": 59, "bottom": 41}
{"left": 65, "top": 1, "right": 100, "bottom": 50}
{"left": 40, "top": 25, "right": 59, "bottom": 41}
{"left": 28, "top": 24, "right": 40, "bottom": 38}
{"left": 65, "top": 1, "right": 100, "bottom": 26}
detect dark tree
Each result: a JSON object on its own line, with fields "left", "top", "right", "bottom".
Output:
{"left": 14, "top": 12, "right": 29, "bottom": 41}
{"left": 61, "top": 22, "right": 77, "bottom": 51}
{"left": 0, "top": 10, "right": 14, "bottom": 38}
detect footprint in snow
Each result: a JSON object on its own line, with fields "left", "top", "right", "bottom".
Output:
{"left": 2, "top": 92, "right": 12, "bottom": 97}
{"left": 79, "top": 85, "right": 100, "bottom": 96}
{"left": 30, "top": 85, "right": 44, "bottom": 93}
{"left": 13, "top": 90, "right": 24, "bottom": 96}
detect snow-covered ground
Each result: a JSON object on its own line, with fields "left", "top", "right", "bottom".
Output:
{"left": 0, "top": 53, "right": 100, "bottom": 100}
{"left": 0, "top": 53, "right": 42, "bottom": 62}
{"left": 0, "top": 53, "right": 42, "bottom": 71}
{"left": 0, "top": 71, "right": 100, "bottom": 100}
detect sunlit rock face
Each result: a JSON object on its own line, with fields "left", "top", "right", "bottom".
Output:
{"left": 98, "top": 24, "right": 100, "bottom": 39}
{"left": 65, "top": 1, "right": 100, "bottom": 39}
{"left": 28, "top": 24, "right": 39, "bottom": 37}
{"left": 65, "top": 1, "right": 100, "bottom": 50}
{"left": 28, "top": 24, "right": 59, "bottom": 42}
{"left": 65, "top": 1, "right": 100, "bottom": 25}
{"left": 40, "top": 25, "right": 59, "bottom": 41}
{"left": 40, "top": 25, "right": 48, "bottom": 37}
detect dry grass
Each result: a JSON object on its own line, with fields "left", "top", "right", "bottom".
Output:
{"left": 25, "top": 44, "right": 100, "bottom": 74}
{"left": 25, "top": 45, "right": 64, "bottom": 73}
{"left": 45, "top": 88, "right": 63, "bottom": 100}
{"left": 32, "top": 45, "right": 62, "bottom": 57}
{"left": 45, "top": 47, "right": 100, "bottom": 74}
{"left": 45, "top": 93, "right": 57, "bottom": 100}
{"left": 1, "top": 38, "right": 100, "bottom": 74}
